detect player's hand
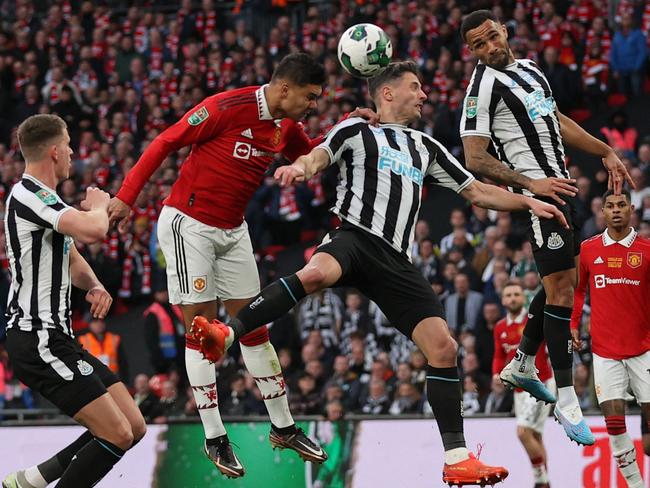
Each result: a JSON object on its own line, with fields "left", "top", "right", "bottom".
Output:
{"left": 349, "top": 106, "right": 380, "bottom": 125}
{"left": 570, "top": 328, "right": 582, "bottom": 351}
{"left": 527, "top": 177, "right": 577, "bottom": 205}
{"left": 602, "top": 150, "right": 635, "bottom": 194}
{"left": 528, "top": 198, "right": 569, "bottom": 228}
{"left": 274, "top": 159, "right": 308, "bottom": 187}
{"left": 80, "top": 187, "right": 110, "bottom": 211}
{"left": 107, "top": 197, "right": 132, "bottom": 234}
{"left": 85, "top": 286, "right": 112, "bottom": 319}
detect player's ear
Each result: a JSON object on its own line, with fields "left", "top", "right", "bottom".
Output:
{"left": 280, "top": 81, "right": 290, "bottom": 99}
{"left": 501, "top": 23, "right": 508, "bottom": 39}
{"left": 382, "top": 84, "right": 393, "bottom": 102}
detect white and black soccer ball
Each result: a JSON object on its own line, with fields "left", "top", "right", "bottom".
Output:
{"left": 337, "top": 23, "right": 393, "bottom": 79}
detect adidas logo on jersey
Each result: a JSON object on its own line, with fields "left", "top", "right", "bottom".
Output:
{"left": 594, "top": 256, "right": 604, "bottom": 264}
{"left": 240, "top": 128, "right": 254, "bottom": 139}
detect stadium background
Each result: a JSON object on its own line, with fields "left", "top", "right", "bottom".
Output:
{"left": 0, "top": 0, "right": 649, "bottom": 486}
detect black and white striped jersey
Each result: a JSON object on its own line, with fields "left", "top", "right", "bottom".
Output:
{"left": 460, "top": 59, "right": 569, "bottom": 185}
{"left": 5, "top": 175, "right": 74, "bottom": 336}
{"left": 318, "top": 117, "right": 475, "bottom": 258}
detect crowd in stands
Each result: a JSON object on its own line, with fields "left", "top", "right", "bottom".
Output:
{"left": 0, "top": 0, "right": 649, "bottom": 422}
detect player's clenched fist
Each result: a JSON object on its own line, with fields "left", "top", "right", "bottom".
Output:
{"left": 80, "top": 186, "right": 110, "bottom": 211}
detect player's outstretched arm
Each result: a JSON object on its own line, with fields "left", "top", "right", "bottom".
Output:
{"left": 70, "top": 245, "right": 113, "bottom": 319}
{"left": 460, "top": 180, "right": 569, "bottom": 228}
{"left": 58, "top": 187, "right": 110, "bottom": 244}
{"left": 557, "top": 110, "right": 635, "bottom": 194}
{"left": 463, "top": 135, "right": 577, "bottom": 205}
{"left": 274, "top": 148, "right": 331, "bottom": 186}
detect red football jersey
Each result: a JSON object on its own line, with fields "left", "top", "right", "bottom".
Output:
{"left": 493, "top": 310, "right": 553, "bottom": 383}
{"left": 117, "top": 85, "right": 319, "bottom": 229}
{"left": 571, "top": 229, "right": 650, "bottom": 360}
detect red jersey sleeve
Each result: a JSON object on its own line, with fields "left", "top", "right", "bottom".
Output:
{"left": 116, "top": 98, "right": 227, "bottom": 206}
{"left": 492, "top": 321, "right": 506, "bottom": 376}
{"left": 571, "top": 243, "right": 590, "bottom": 331}
{"left": 280, "top": 121, "right": 313, "bottom": 162}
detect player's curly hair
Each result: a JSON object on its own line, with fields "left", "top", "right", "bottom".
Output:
{"left": 602, "top": 189, "right": 632, "bottom": 203}
{"left": 460, "top": 9, "right": 498, "bottom": 42}
{"left": 367, "top": 60, "right": 420, "bottom": 101}
{"left": 271, "top": 53, "right": 326, "bottom": 86}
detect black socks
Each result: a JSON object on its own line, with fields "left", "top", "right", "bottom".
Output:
{"left": 55, "top": 438, "right": 126, "bottom": 488}
{"left": 231, "top": 274, "right": 306, "bottom": 340}
{"left": 519, "top": 287, "right": 546, "bottom": 355}
{"left": 426, "top": 366, "right": 466, "bottom": 451}
{"left": 543, "top": 304, "right": 574, "bottom": 388}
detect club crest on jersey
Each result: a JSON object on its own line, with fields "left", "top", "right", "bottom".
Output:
{"left": 547, "top": 232, "right": 564, "bottom": 250}
{"left": 465, "top": 97, "right": 478, "bottom": 119}
{"left": 188, "top": 106, "right": 209, "bottom": 126}
{"left": 272, "top": 127, "right": 282, "bottom": 146}
{"left": 36, "top": 189, "right": 57, "bottom": 205}
{"left": 77, "top": 360, "right": 93, "bottom": 376}
{"left": 193, "top": 275, "right": 207, "bottom": 293}
{"left": 627, "top": 252, "right": 642, "bottom": 268}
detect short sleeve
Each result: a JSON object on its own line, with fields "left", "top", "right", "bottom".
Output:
{"left": 11, "top": 183, "right": 72, "bottom": 232}
{"left": 316, "top": 117, "right": 365, "bottom": 165}
{"left": 422, "top": 136, "right": 475, "bottom": 193}
{"left": 459, "top": 64, "right": 493, "bottom": 138}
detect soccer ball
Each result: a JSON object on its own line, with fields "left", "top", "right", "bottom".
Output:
{"left": 338, "top": 23, "right": 393, "bottom": 79}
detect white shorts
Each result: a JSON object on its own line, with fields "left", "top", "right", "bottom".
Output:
{"left": 157, "top": 206, "right": 260, "bottom": 305}
{"left": 593, "top": 351, "right": 650, "bottom": 404}
{"left": 514, "top": 378, "right": 555, "bottom": 434}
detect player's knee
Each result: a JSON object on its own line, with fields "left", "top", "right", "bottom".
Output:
{"left": 545, "top": 277, "right": 574, "bottom": 306}
{"left": 131, "top": 415, "right": 147, "bottom": 443}
{"left": 517, "top": 426, "right": 533, "bottom": 442}
{"left": 425, "top": 336, "right": 457, "bottom": 364}
{"left": 298, "top": 266, "right": 327, "bottom": 293}
{"left": 105, "top": 416, "right": 135, "bottom": 450}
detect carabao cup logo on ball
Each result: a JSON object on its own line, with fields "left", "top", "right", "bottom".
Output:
{"left": 338, "top": 23, "right": 393, "bottom": 79}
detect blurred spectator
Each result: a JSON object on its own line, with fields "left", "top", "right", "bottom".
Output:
{"left": 389, "top": 382, "right": 425, "bottom": 415}
{"left": 339, "top": 290, "right": 371, "bottom": 355}
{"left": 600, "top": 110, "right": 638, "bottom": 159}
{"left": 289, "top": 372, "right": 321, "bottom": 415}
{"left": 445, "top": 273, "right": 483, "bottom": 336}
{"left": 610, "top": 13, "right": 648, "bottom": 98}
{"left": 540, "top": 46, "right": 580, "bottom": 112}
{"left": 483, "top": 375, "right": 514, "bottom": 414}
{"left": 77, "top": 318, "right": 129, "bottom": 382}
{"left": 440, "top": 208, "right": 473, "bottom": 255}
{"left": 133, "top": 373, "right": 162, "bottom": 422}
{"left": 297, "top": 289, "right": 343, "bottom": 349}
{"left": 358, "top": 378, "right": 390, "bottom": 415}
{"left": 413, "top": 237, "right": 438, "bottom": 283}
{"left": 582, "top": 196, "right": 605, "bottom": 239}
{"left": 574, "top": 363, "right": 595, "bottom": 411}
{"left": 409, "top": 219, "right": 430, "bottom": 258}
{"left": 326, "top": 355, "right": 361, "bottom": 410}
{"left": 143, "top": 285, "right": 186, "bottom": 375}
{"left": 323, "top": 399, "right": 345, "bottom": 422}
{"left": 154, "top": 379, "right": 187, "bottom": 423}
{"left": 462, "top": 376, "right": 482, "bottom": 415}
{"left": 222, "top": 374, "right": 265, "bottom": 416}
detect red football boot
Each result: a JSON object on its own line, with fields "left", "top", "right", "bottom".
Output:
{"left": 442, "top": 453, "right": 509, "bottom": 487}
{"left": 190, "top": 315, "right": 230, "bottom": 363}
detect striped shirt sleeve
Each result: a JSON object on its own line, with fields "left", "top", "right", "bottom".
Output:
{"left": 11, "top": 184, "right": 71, "bottom": 232}
{"left": 459, "top": 63, "right": 493, "bottom": 138}
{"left": 423, "top": 137, "right": 475, "bottom": 193}
{"left": 316, "top": 117, "right": 365, "bottom": 165}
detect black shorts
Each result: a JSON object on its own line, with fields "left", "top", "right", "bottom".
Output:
{"left": 6, "top": 328, "right": 119, "bottom": 417}
{"left": 315, "top": 223, "right": 445, "bottom": 338}
{"left": 525, "top": 196, "right": 581, "bottom": 277}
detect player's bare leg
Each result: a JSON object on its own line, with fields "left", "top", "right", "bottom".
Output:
{"left": 2, "top": 384, "right": 146, "bottom": 488}
{"left": 601, "top": 400, "right": 644, "bottom": 487}
{"left": 180, "top": 300, "right": 244, "bottom": 478}
{"left": 642, "top": 410, "right": 650, "bottom": 456}
{"left": 517, "top": 427, "right": 549, "bottom": 487}
{"left": 412, "top": 317, "right": 508, "bottom": 486}
{"left": 192, "top": 253, "right": 343, "bottom": 462}
{"left": 222, "top": 298, "right": 327, "bottom": 464}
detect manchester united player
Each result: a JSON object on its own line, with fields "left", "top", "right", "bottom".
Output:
{"left": 493, "top": 282, "right": 554, "bottom": 488}
{"left": 571, "top": 189, "right": 650, "bottom": 488}
{"left": 108, "top": 53, "right": 337, "bottom": 477}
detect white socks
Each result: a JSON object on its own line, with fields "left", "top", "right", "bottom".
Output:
{"left": 610, "top": 433, "right": 644, "bottom": 487}
{"left": 556, "top": 386, "right": 580, "bottom": 410}
{"left": 240, "top": 341, "right": 293, "bottom": 429}
{"left": 186, "top": 346, "right": 227, "bottom": 439}
{"left": 532, "top": 461, "right": 549, "bottom": 484}
{"left": 444, "top": 447, "right": 470, "bottom": 465}
{"left": 513, "top": 350, "right": 536, "bottom": 374}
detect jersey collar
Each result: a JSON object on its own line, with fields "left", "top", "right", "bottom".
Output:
{"left": 256, "top": 84, "right": 273, "bottom": 120}
{"left": 23, "top": 173, "right": 57, "bottom": 193}
{"left": 506, "top": 308, "right": 527, "bottom": 325}
{"left": 602, "top": 227, "right": 637, "bottom": 248}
